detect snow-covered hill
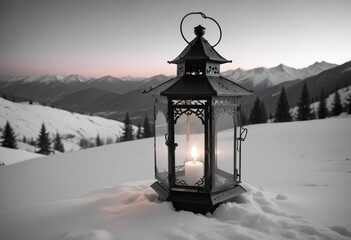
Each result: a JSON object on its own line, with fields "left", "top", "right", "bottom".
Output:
{"left": 0, "top": 117, "right": 350, "bottom": 240}
{"left": 222, "top": 61, "right": 337, "bottom": 91}
{"left": 0, "top": 97, "right": 132, "bottom": 151}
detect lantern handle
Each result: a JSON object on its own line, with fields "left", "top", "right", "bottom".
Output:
{"left": 180, "top": 12, "right": 222, "bottom": 48}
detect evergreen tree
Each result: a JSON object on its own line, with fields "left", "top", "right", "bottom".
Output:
{"left": 331, "top": 91, "right": 343, "bottom": 116}
{"left": 95, "top": 134, "right": 104, "bottom": 146}
{"left": 143, "top": 114, "right": 152, "bottom": 138}
{"left": 1, "top": 121, "right": 17, "bottom": 149}
{"left": 274, "top": 87, "right": 292, "bottom": 122}
{"left": 249, "top": 97, "right": 261, "bottom": 124}
{"left": 241, "top": 112, "right": 248, "bottom": 126}
{"left": 317, "top": 87, "right": 328, "bottom": 119}
{"left": 249, "top": 97, "right": 267, "bottom": 124}
{"left": 53, "top": 132, "right": 65, "bottom": 152}
{"left": 30, "top": 138, "right": 36, "bottom": 146}
{"left": 22, "top": 135, "right": 27, "bottom": 143}
{"left": 259, "top": 101, "right": 268, "bottom": 123}
{"left": 136, "top": 122, "right": 142, "bottom": 139}
{"left": 297, "top": 82, "right": 312, "bottom": 121}
{"left": 36, "top": 123, "right": 51, "bottom": 155}
{"left": 345, "top": 93, "right": 351, "bottom": 114}
{"left": 121, "top": 112, "right": 134, "bottom": 141}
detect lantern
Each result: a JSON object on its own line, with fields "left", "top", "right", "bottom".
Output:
{"left": 147, "top": 12, "right": 253, "bottom": 213}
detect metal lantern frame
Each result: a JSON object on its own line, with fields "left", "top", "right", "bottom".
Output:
{"left": 148, "top": 12, "right": 252, "bottom": 213}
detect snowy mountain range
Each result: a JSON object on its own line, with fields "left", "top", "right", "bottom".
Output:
{"left": 0, "top": 62, "right": 336, "bottom": 102}
{"left": 0, "top": 61, "right": 348, "bottom": 123}
{"left": 221, "top": 61, "right": 337, "bottom": 91}
{"left": 238, "top": 60, "right": 351, "bottom": 116}
{"left": 0, "top": 97, "right": 135, "bottom": 152}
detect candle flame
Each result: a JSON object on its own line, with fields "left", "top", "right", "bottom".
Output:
{"left": 191, "top": 145, "right": 198, "bottom": 160}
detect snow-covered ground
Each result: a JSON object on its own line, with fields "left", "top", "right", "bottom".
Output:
{"left": 0, "top": 146, "right": 43, "bottom": 165}
{"left": 0, "top": 97, "right": 133, "bottom": 152}
{"left": 0, "top": 117, "right": 350, "bottom": 240}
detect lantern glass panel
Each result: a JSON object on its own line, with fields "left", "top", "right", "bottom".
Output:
{"left": 214, "top": 112, "right": 235, "bottom": 188}
{"left": 155, "top": 111, "right": 169, "bottom": 185}
{"left": 174, "top": 111, "right": 205, "bottom": 187}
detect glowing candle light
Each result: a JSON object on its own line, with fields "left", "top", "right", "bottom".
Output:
{"left": 185, "top": 144, "right": 204, "bottom": 185}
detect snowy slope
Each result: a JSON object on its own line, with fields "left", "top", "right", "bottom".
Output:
{"left": 222, "top": 61, "right": 337, "bottom": 90}
{"left": 0, "top": 117, "right": 350, "bottom": 240}
{"left": 0, "top": 146, "right": 43, "bottom": 165}
{"left": 0, "top": 97, "right": 133, "bottom": 151}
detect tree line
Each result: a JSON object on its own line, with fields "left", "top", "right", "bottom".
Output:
{"left": 1, "top": 122, "right": 64, "bottom": 155}
{"left": 118, "top": 112, "right": 153, "bottom": 142}
{"left": 1, "top": 113, "right": 154, "bottom": 155}
{"left": 248, "top": 83, "right": 351, "bottom": 125}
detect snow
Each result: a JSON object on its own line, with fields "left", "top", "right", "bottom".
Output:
{"left": 222, "top": 61, "right": 337, "bottom": 87}
{"left": 0, "top": 117, "right": 351, "bottom": 240}
{"left": 0, "top": 146, "right": 43, "bottom": 165}
{"left": 0, "top": 97, "right": 132, "bottom": 152}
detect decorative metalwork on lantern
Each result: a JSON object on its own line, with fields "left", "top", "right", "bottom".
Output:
{"left": 147, "top": 12, "right": 253, "bottom": 214}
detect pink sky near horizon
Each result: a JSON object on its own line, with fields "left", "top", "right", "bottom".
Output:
{"left": 0, "top": 0, "right": 350, "bottom": 78}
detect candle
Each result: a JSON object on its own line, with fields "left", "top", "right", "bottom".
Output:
{"left": 184, "top": 145, "right": 204, "bottom": 185}
{"left": 185, "top": 160, "right": 204, "bottom": 185}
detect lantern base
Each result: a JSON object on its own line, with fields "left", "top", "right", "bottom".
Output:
{"left": 151, "top": 181, "right": 246, "bottom": 214}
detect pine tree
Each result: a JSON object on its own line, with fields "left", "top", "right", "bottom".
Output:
{"left": 259, "top": 101, "right": 268, "bottom": 123}
{"left": 317, "top": 87, "right": 328, "bottom": 119}
{"left": 30, "top": 138, "right": 36, "bottom": 146}
{"left": 53, "top": 132, "right": 65, "bottom": 152}
{"left": 241, "top": 112, "right": 248, "bottom": 126}
{"left": 1, "top": 121, "right": 17, "bottom": 149}
{"left": 297, "top": 82, "right": 312, "bottom": 121}
{"left": 331, "top": 91, "right": 343, "bottom": 116}
{"left": 36, "top": 123, "right": 51, "bottom": 155}
{"left": 249, "top": 97, "right": 261, "bottom": 124}
{"left": 136, "top": 122, "right": 142, "bottom": 139}
{"left": 249, "top": 97, "right": 267, "bottom": 124}
{"left": 345, "top": 93, "right": 351, "bottom": 114}
{"left": 95, "top": 134, "right": 104, "bottom": 146}
{"left": 121, "top": 112, "right": 134, "bottom": 141}
{"left": 274, "top": 87, "right": 292, "bottom": 122}
{"left": 143, "top": 114, "right": 152, "bottom": 138}
{"left": 22, "top": 135, "right": 27, "bottom": 143}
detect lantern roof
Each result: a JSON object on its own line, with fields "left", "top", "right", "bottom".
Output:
{"left": 168, "top": 25, "right": 231, "bottom": 64}
{"left": 147, "top": 75, "right": 253, "bottom": 97}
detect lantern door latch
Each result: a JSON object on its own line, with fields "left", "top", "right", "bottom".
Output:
{"left": 238, "top": 127, "right": 248, "bottom": 141}
{"left": 165, "top": 134, "right": 178, "bottom": 150}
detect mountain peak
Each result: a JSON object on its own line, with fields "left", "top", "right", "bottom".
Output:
{"left": 221, "top": 61, "right": 339, "bottom": 91}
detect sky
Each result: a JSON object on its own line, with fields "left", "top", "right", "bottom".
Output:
{"left": 0, "top": 0, "right": 350, "bottom": 78}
